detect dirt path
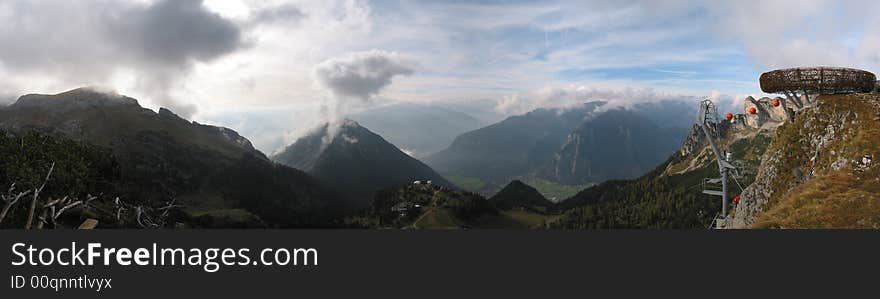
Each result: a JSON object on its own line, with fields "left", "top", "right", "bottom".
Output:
{"left": 410, "top": 190, "right": 441, "bottom": 229}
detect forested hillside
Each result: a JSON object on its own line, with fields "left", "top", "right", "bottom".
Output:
{"left": 552, "top": 125, "right": 772, "bottom": 229}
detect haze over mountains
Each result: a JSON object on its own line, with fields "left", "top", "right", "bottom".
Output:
{"left": 537, "top": 108, "right": 685, "bottom": 185}
{"left": 424, "top": 100, "right": 693, "bottom": 191}
{"left": 349, "top": 102, "right": 486, "bottom": 158}
{"left": 426, "top": 102, "right": 606, "bottom": 183}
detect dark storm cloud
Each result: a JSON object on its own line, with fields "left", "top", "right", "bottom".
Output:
{"left": 106, "top": 0, "right": 243, "bottom": 67}
{"left": 0, "top": 0, "right": 244, "bottom": 74}
{"left": 106, "top": 0, "right": 245, "bottom": 117}
{"left": 313, "top": 50, "right": 416, "bottom": 101}
{"left": 0, "top": 0, "right": 246, "bottom": 117}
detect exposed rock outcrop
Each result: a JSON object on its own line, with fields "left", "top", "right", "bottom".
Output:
{"left": 742, "top": 96, "right": 794, "bottom": 128}
{"left": 730, "top": 93, "right": 880, "bottom": 228}
{"left": 678, "top": 124, "right": 705, "bottom": 157}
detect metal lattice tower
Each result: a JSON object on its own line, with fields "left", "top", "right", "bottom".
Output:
{"left": 698, "top": 99, "right": 737, "bottom": 228}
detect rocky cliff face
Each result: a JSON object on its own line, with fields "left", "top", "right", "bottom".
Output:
{"left": 743, "top": 96, "right": 793, "bottom": 128}
{"left": 731, "top": 93, "right": 880, "bottom": 228}
{"left": 662, "top": 118, "right": 738, "bottom": 176}
{"left": 677, "top": 124, "right": 705, "bottom": 157}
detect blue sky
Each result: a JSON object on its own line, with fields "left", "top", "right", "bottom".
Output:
{"left": 1, "top": 0, "right": 879, "bottom": 152}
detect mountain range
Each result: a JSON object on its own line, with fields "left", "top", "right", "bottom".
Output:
{"left": 424, "top": 101, "right": 691, "bottom": 192}
{"left": 0, "top": 88, "right": 341, "bottom": 227}
{"left": 425, "top": 102, "right": 605, "bottom": 184}
{"left": 3, "top": 87, "right": 871, "bottom": 229}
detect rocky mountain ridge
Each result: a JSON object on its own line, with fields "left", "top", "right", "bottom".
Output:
{"left": 0, "top": 88, "right": 341, "bottom": 227}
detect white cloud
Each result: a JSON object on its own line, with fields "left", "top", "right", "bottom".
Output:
{"left": 705, "top": 0, "right": 880, "bottom": 70}
{"left": 341, "top": 133, "right": 359, "bottom": 144}
{"left": 305, "top": 49, "right": 416, "bottom": 151}
{"left": 3, "top": 0, "right": 880, "bottom": 154}
{"left": 495, "top": 85, "right": 695, "bottom": 116}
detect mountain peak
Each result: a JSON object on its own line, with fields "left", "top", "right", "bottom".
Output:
{"left": 340, "top": 118, "right": 360, "bottom": 128}
{"left": 1, "top": 88, "right": 263, "bottom": 161}
{"left": 489, "top": 180, "right": 554, "bottom": 211}
{"left": 303, "top": 119, "right": 357, "bottom": 147}
{"left": 273, "top": 121, "right": 453, "bottom": 206}
{"left": 13, "top": 87, "right": 139, "bottom": 109}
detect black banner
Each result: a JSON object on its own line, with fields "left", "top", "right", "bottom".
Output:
{"left": 1, "top": 230, "right": 877, "bottom": 298}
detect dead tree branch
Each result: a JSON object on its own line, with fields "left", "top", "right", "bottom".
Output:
{"left": 25, "top": 162, "right": 55, "bottom": 229}
{"left": 0, "top": 184, "right": 32, "bottom": 225}
{"left": 33, "top": 195, "right": 84, "bottom": 229}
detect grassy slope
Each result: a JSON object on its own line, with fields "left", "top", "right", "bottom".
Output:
{"left": 413, "top": 208, "right": 460, "bottom": 229}
{"left": 410, "top": 208, "right": 559, "bottom": 229}
{"left": 754, "top": 171, "right": 880, "bottom": 228}
{"left": 445, "top": 175, "right": 487, "bottom": 191}
{"left": 499, "top": 210, "right": 560, "bottom": 228}
{"left": 522, "top": 177, "right": 591, "bottom": 202}
{"left": 751, "top": 94, "right": 880, "bottom": 228}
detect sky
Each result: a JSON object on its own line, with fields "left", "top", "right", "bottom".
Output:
{"left": 1, "top": 0, "right": 879, "bottom": 153}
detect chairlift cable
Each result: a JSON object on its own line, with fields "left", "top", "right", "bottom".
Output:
{"left": 731, "top": 173, "right": 745, "bottom": 192}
